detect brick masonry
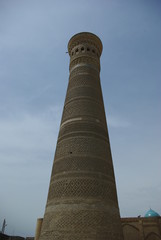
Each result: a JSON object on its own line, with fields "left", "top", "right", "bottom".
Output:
{"left": 122, "top": 217, "right": 161, "bottom": 240}
{"left": 39, "top": 32, "right": 123, "bottom": 240}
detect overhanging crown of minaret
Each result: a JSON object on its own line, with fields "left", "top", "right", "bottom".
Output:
{"left": 68, "top": 32, "right": 103, "bottom": 73}
{"left": 68, "top": 32, "right": 103, "bottom": 56}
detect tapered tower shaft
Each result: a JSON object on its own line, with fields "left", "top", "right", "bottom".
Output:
{"left": 39, "top": 32, "right": 123, "bottom": 240}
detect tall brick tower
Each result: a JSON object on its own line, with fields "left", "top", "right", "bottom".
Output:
{"left": 39, "top": 32, "right": 123, "bottom": 240}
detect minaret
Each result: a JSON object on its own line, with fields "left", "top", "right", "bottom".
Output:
{"left": 39, "top": 32, "right": 123, "bottom": 240}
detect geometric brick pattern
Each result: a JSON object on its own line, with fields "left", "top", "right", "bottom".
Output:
{"left": 39, "top": 32, "right": 123, "bottom": 240}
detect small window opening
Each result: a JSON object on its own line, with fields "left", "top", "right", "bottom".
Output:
{"left": 75, "top": 48, "right": 79, "bottom": 54}
{"left": 92, "top": 49, "right": 95, "bottom": 54}
{"left": 81, "top": 47, "right": 85, "bottom": 52}
{"left": 87, "top": 47, "right": 90, "bottom": 51}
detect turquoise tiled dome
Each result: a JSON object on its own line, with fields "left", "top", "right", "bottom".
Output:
{"left": 144, "top": 209, "right": 160, "bottom": 217}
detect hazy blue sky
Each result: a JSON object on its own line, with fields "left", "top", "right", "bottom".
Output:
{"left": 0, "top": 0, "right": 161, "bottom": 237}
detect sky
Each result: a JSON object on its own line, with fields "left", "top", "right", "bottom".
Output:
{"left": 0, "top": 0, "right": 161, "bottom": 237}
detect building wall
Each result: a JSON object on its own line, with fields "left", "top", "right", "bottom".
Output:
{"left": 1, "top": 216, "right": 161, "bottom": 240}
{"left": 122, "top": 217, "right": 161, "bottom": 240}
{"left": 0, "top": 233, "right": 34, "bottom": 240}
{"left": 0, "top": 233, "right": 25, "bottom": 240}
{"left": 33, "top": 216, "right": 161, "bottom": 240}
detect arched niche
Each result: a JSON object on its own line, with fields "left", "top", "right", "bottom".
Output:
{"left": 123, "top": 223, "right": 140, "bottom": 240}
{"left": 145, "top": 232, "right": 161, "bottom": 240}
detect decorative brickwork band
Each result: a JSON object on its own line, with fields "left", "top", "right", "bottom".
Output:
{"left": 39, "top": 32, "right": 123, "bottom": 240}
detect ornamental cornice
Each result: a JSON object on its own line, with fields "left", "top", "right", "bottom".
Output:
{"left": 69, "top": 56, "right": 100, "bottom": 72}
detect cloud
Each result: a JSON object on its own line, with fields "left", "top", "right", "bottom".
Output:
{"left": 0, "top": 106, "right": 61, "bottom": 164}
{"left": 118, "top": 181, "right": 161, "bottom": 218}
{"left": 0, "top": 106, "right": 61, "bottom": 236}
{"left": 107, "top": 115, "right": 131, "bottom": 128}
{"left": 0, "top": 0, "right": 161, "bottom": 237}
